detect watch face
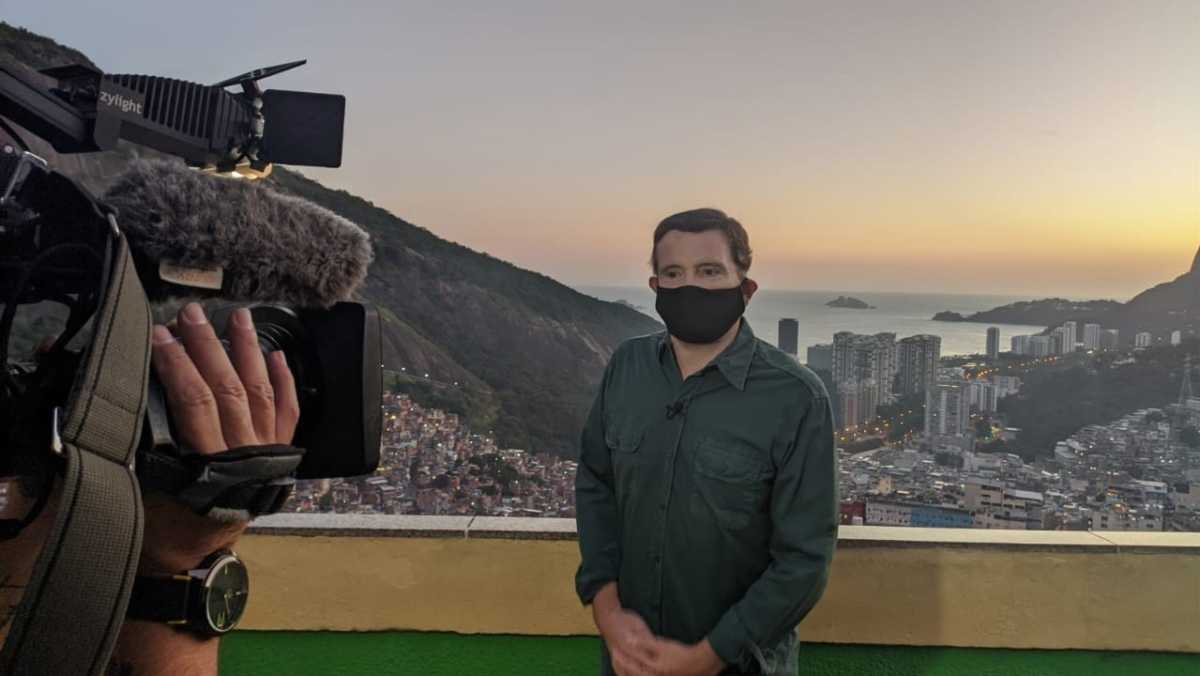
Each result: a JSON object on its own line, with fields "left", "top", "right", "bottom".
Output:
{"left": 203, "top": 556, "right": 249, "bottom": 633}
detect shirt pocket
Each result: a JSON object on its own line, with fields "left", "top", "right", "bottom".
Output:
{"left": 692, "top": 438, "right": 769, "bottom": 530}
{"left": 605, "top": 424, "right": 645, "bottom": 494}
{"left": 606, "top": 425, "right": 643, "bottom": 454}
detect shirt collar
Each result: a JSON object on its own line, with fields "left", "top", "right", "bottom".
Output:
{"left": 656, "top": 319, "right": 757, "bottom": 391}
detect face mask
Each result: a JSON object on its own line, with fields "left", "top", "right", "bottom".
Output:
{"left": 655, "top": 284, "right": 746, "bottom": 344}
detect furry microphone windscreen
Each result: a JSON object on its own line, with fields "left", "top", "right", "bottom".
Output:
{"left": 103, "top": 159, "right": 373, "bottom": 308}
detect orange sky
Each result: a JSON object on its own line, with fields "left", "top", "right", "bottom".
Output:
{"left": 14, "top": 1, "right": 1200, "bottom": 300}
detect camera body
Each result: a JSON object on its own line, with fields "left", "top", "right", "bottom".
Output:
{"left": 1, "top": 59, "right": 381, "bottom": 486}
{"left": 143, "top": 303, "right": 383, "bottom": 480}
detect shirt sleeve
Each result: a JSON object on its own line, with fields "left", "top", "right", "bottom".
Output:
{"left": 706, "top": 392, "right": 839, "bottom": 668}
{"left": 574, "top": 356, "right": 621, "bottom": 605}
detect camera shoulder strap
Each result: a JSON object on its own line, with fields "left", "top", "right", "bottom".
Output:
{"left": 0, "top": 224, "right": 151, "bottom": 676}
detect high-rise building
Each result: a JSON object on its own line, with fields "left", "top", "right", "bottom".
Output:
{"left": 874, "top": 332, "right": 898, "bottom": 403}
{"left": 1029, "top": 335, "right": 1054, "bottom": 357}
{"left": 991, "top": 375, "right": 1022, "bottom": 400}
{"left": 966, "top": 380, "right": 995, "bottom": 412}
{"left": 897, "top": 334, "right": 941, "bottom": 397}
{"left": 1135, "top": 332, "right": 1153, "bottom": 349}
{"left": 1050, "top": 327, "right": 1067, "bottom": 355}
{"left": 925, "top": 369, "right": 972, "bottom": 452}
{"left": 968, "top": 375, "right": 1021, "bottom": 413}
{"left": 806, "top": 343, "right": 833, "bottom": 371}
{"left": 986, "top": 327, "right": 1000, "bottom": 360}
{"left": 1083, "top": 323, "right": 1102, "bottom": 351}
{"left": 778, "top": 318, "right": 799, "bottom": 356}
{"left": 1171, "top": 330, "right": 1183, "bottom": 346}
{"left": 1061, "top": 321, "right": 1078, "bottom": 354}
{"left": 838, "top": 380, "right": 880, "bottom": 430}
{"left": 1011, "top": 335, "right": 1031, "bottom": 356}
{"left": 832, "top": 332, "right": 896, "bottom": 427}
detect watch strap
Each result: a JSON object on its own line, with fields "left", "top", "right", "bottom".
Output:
{"left": 126, "top": 573, "right": 193, "bottom": 624}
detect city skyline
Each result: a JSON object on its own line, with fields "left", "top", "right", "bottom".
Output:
{"left": 5, "top": 1, "right": 1197, "bottom": 300}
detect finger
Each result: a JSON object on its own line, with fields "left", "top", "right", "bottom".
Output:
{"left": 176, "top": 302, "right": 256, "bottom": 449}
{"left": 618, "top": 639, "right": 660, "bottom": 671}
{"left": 626, "top": 635, "right": 661, "bottom": 663}
{"left": 267, "top": 351, "right": 299, "bottom": 444}
{"left": 611, "top": 650, "right": 638, "bottom": 676}
{"left": 151, "top": 325, "right": 225, "bottom": 454}
{"left": 612, "top": 648, "right": 655, "bottom": 676}
{"left": 227, "top": 308, "right": 274, "bottom": 443}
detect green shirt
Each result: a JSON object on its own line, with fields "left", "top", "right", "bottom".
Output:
{"left": 574, "top": 320, "right": 838, "bottom": 673}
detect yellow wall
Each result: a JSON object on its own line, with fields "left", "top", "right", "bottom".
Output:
{"left": 237, "top": 531, "right": 1200, "bottom": 652}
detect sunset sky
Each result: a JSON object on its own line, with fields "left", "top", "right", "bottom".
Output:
{"left": 8, "top": 1, "right": 1198, "bottom": 300}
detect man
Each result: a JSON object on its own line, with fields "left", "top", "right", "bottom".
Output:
{"left": 575, "top": 209, "right": 837, "bottom": 676}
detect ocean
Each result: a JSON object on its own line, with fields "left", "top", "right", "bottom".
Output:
{"left": 576, "top": 286, "right": 1039, "bottom": 358}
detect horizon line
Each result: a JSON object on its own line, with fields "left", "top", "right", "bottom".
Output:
{"left": 570, "top": 283, "right": 1135, "bottom": 304}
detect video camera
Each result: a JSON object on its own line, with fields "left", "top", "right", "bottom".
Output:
{"left": 0, "top": 58, "right": 381, "bottom": 510}
{"left": 0, "top": 57, "right": 381, "bottom": 675}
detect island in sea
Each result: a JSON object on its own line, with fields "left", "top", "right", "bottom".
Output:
{"left": 827, "top": 295, "right": 875, "bottom": 309}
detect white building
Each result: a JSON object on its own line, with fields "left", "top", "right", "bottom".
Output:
{"left": 966, "top": 381, "right": 995, "bottom": 412}
{"left": 925, "top": 370, "right": 972, "bottom": 452}
{"left": 1030, "top": 335, "right": 1054, "bottom": 357}
{"left": 991, "top": 375, "right": 1021, "bottom": 399}
{"left": 1061, "top": 321, "right": 1078, "bottom": 354}
{"left": 1011, "top": 335, "right": 1031, "bottom": 355}
{"left": 1050, "top": 327, "right": 1067, "bottom": 355}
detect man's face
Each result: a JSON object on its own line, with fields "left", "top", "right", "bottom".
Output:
{"left": 651, "top": 229, "right": 742, "bottom": 291}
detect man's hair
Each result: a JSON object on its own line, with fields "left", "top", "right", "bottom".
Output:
{"left": 651, "top": 208, "right": 752, "bottom": 275}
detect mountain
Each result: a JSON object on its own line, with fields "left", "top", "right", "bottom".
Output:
{"left": 933, "top": 299, "right": 1123, "bottom": 327}
{"left": 1, "top": 23, "right": 661, "bottom": 457}
{"left": 932, "top": 246, "right": 1200, "bottom": 345}
{"left": 1116, "top": 247, "right": 1200, "bottom": 335}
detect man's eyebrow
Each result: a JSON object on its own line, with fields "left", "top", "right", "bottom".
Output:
{"left": 658, "top": 260, "right": 727, "bottom": 270}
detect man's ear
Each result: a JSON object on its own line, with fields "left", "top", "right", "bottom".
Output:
{"left": 648, "top": 276, "right": 659, "bottom": 292}
{"left": 741, "top": 277, "right": 759, "bottom": 303}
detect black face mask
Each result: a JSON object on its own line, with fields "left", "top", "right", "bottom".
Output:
{"left": 655, "top": 284, "right": 746, "bottom": 345}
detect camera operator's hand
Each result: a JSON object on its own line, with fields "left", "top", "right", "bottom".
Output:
{"left": 140, "top": 302, "right": 299, "bottom": 575}
{"left": 110, "top": 303, "right": 299, "bottom": 676}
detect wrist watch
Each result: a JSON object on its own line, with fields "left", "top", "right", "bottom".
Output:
{"left": 126, "top": 550, "right": 249, "bottom": 637}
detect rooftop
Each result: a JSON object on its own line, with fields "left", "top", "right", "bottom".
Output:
{"left": 221, "top": 515, "right": 1200, "bottom": 674}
